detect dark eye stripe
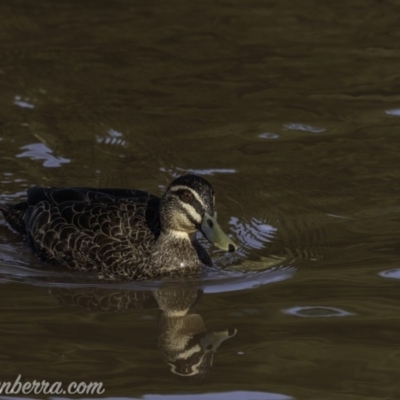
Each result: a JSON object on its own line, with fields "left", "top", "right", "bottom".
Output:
{"left": 182, "top": 209, "right": 201, "bottom": 227}
{"left": 188, "top": 198, "right": 203, "bottom": 219}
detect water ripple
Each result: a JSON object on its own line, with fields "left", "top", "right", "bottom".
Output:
{"left": 258, "top": 132, "right": 279, "bottom": 139}
{"left": 283, "top": 123, "right": 326, "bottom": 133}
{"left": 230, "top": 216, "right": 277, "bottom": 251}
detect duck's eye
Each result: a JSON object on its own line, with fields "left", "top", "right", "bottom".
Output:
{"left": 180, "top": 190, "right": 193, "bottom": 202}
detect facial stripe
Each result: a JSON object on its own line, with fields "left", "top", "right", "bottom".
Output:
{"left": 168, "top": 351, "right": 210, "bottom": 376}
{"left": 176, "top": 344, "right": 202, "bottom": 360}
{"left": 180, "top": 202, "right": 202, "bottom": 225}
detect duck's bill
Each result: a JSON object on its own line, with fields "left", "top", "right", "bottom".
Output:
{"left": 200, "top": 212, "right": 237, "bottom": 252}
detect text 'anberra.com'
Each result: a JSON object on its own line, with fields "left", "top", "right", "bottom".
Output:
{"left": 0, "top": 375, "right": 105, "bottom": 395}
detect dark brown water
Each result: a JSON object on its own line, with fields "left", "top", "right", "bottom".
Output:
{"left": 1, "top": 1, "right": 400, "bottom": 399}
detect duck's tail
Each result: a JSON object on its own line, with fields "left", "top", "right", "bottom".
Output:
{"left": 0, "top": 204, "right": 9, "bottom": 215}
{"left": 0, "top": 202, "right": 28, "bottom": 234}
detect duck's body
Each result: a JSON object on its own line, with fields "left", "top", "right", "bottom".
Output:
{"left": 0, "top": 175, "right": 236, "bottom": 280}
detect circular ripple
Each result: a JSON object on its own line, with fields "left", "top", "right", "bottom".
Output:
{"left": 282, "top": 306, "right": 354, "bottom": 318}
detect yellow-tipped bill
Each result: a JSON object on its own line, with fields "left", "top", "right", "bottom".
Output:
{"left": 200, "top": 212, "right": 237, "bottom": 252}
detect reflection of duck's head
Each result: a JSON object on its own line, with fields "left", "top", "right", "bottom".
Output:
{"left": 154, "top": 286, "right": 237, "bottom": 377}
{"left": 158, "top": 175, "right": 237, "bottom": 253}
{"left": 164, "top": 327, "right": 237, "bottom": 377}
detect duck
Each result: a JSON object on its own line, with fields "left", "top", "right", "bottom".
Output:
{"left": 0, "top": 174, "right": 236, "bottom": 280}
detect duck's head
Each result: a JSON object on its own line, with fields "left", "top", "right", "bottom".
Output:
{"left": 160, "top": 175, "right": 236, "bottom": 252}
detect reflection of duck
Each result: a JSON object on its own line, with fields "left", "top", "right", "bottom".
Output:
{"left": 51, "top": 284, "right": 236, "bottom": 377}
{"left": 0, "top": 175, "right": 236, "bottom": 280}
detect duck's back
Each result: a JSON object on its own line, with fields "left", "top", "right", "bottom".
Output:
{"left": 1, "top": 187, "right": 161, "bottom": 279}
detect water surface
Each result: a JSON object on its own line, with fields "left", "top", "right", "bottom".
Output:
{"left": 1, "top": 1, "right": 400, "bottom": 399}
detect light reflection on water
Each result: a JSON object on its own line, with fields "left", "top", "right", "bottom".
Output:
{"left": 283, "top": 123, "right": 325, "bottom": 133}
{"left": 379, "top": 269, "right": 400, "bottom": 280}
{"left": 16, "top": 143, "right": 70, "bottom": 168}
{"left": 1, "top": 172, "right": 25, "bottom": 185}
{"left": 256, "top": 122, "right": 326, "bottom": 140}
{"left": 14, "top": 95, "right": 35, "bottom": 109}
{"left": 385, "top": 109, "right": 400, "bottom": 117}
{"left": 96, "top": 128, "right": 127, "bottom": 147}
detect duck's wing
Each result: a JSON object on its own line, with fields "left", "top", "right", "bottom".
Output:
{"left": 24, "top": 195, "right": 161, "bottom": 278}
{"left": 2, "top": 186, "right": 160, "bottom": 235}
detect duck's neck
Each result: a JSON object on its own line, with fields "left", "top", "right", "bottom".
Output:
{"left": 150, "top": 230, "right": 204, "bottom": 275}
